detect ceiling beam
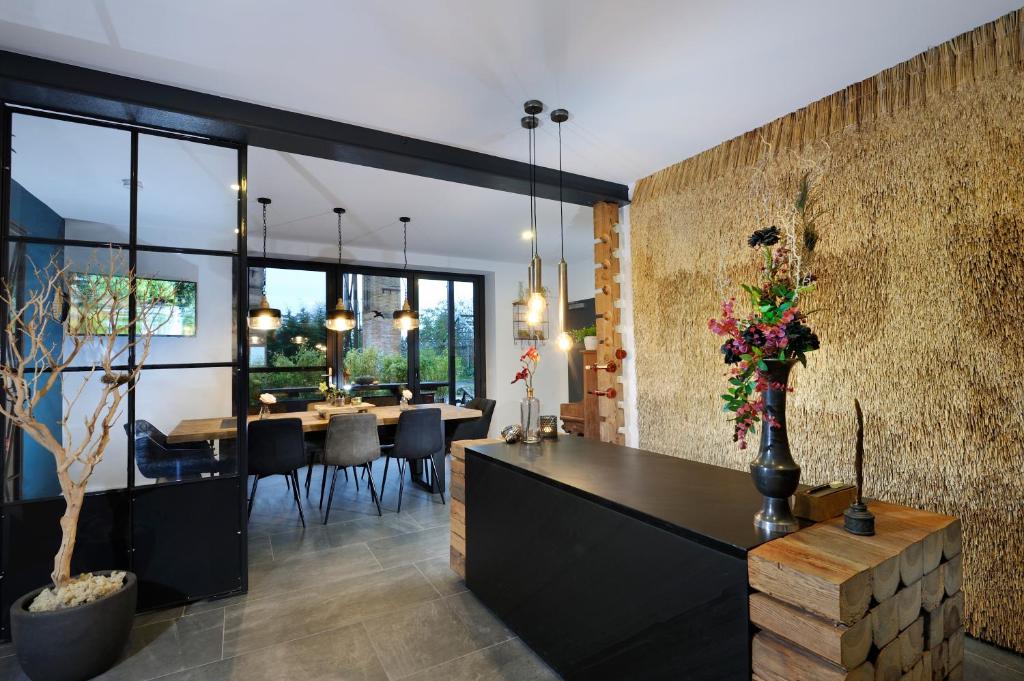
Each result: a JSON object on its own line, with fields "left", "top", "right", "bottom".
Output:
{"left": 0, "top": 50, "right": 629, "bottom": 207}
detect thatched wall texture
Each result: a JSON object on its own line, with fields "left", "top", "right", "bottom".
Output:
{"left": 631, "top": 9, "right": 1024, "bottom": 651}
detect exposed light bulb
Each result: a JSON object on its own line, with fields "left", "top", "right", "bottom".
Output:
{"left": 520, "top": 230, "right": 534, "bottom": 241}
{"left": 527, "top": 290, "right": 546, "bottom": 315}
{"left": 230, "top": 183, "right": 240, "bottom": 191}
{"left": 556, "top": 331, "right": 573, "bottom": 352}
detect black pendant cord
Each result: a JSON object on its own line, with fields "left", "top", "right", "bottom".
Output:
{"left": 558, "top": 119, "right": 564, "bottom": 261}
{"left": 261, "top": 201, "right": 269, "bottom": 295}
{"left": 531, "top": 124, "right": 538, "bottom": 258}
{"left": 337, "top": 211, "right": 343, "bottom": 266}
{"left": 403, "top": 221, "right": 408, "bottom": 271}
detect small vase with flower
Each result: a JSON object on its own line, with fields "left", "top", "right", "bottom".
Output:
{"left": 512, "top": 346, "right": 541, "bottom": 444}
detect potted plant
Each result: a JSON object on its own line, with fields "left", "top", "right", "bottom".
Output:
{"left": 570, "top": 325, "right": 598, "bottom": 351}
{"left": 0, "top": 252, "right": 164, "bottom": 681}
{"left": 708, "top": 172, "right": 824, "bottom": 534}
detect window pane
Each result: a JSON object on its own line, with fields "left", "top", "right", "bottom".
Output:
{"left": 454, "top": 281, "right": 477, "bottom": 404}
{"left": 137, "top": 134, "right": 238, "bottom": 252}
{"left": 10, "top": 113, "right": 130, "bottom": 243}
{"left": 249, "top": 370, "right": 326, "bottom": 410}
{"left": 132, "top": 367, "right": 235, "bottom": 487}
{"left": 340, "top": 273, "right": 409, "bottom": 404}
{"left": 418, "top": 279, "right": 450, "bottom": 403}
{"left": 138, "top": 251, "right": 233, "bottom": 365}
{"left": 248, "top": 267, "right": 327, "bottom": 369}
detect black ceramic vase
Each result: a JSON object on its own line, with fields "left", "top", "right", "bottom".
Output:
{"left": 10, "top": 571, "right": 137, "bottom": 681}
{"left": 749, "top": 359, "right": 801, "bottom": 534}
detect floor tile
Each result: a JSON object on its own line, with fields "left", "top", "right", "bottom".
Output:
{"left": 405, "top": 502, "right": 450, "bottom": 530}
{"left": 132, "top": 605, "right": 185, "bottom": 628}
{"left": 366, "top": 526, "right": 449, "bottom": 569}
{"left": 401, "top": 638, "right": 560, "bottom": 681}
{"left": 965, "top": 652, "right": 1024, "bottom": 680}
{"left": 362, "top": 597, "right": 510, "bottom": 679}
{"left": 247, "top": 542, "right": 381, "bottom": 598}
{"left": 444, "top": 591, "right": 513, "bottom": 644}
{"left": 222, "top": 564, "right": 439, "bottom": 658}
{"left": 267, "top": 524, "right": 333, "bottom": 561}
{"left": 157, "top": 621, "right": 389, "bottom": 681}
{"left": 968, "top": 637, "right": 1024, "bottom": 674}
{"left": 247, "top": 534, "right": 275, "bottom": 566}
{"left": 325, "top": 514, "right": 423, "bottom": 549}
{"left": 414, "top": 556, "right": 467, "bottom": 597}
{"left": 95, "top": 609, "right": 225, "bottom": 680}
{"left": 0, "top": 655, "right": 26, "bottom": 681}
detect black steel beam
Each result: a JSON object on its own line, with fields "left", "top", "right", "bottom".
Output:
{"left": 0, "top": 50, "right": 629, "bottom": 207}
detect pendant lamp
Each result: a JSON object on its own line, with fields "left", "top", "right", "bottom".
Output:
{"left": 522, "top": 100, "right": 546, "bottom": 327}
{"left": 326, "top": 207, "right": 356, "bottom": 332}
{"left": 393, "top": 217, "right": 419, "bottom": 331}
{"left": 248, "top": 197, "right": 282, "bottom": 330}
{"left": 551, "top": 108, "right": 573, "bottom": 352}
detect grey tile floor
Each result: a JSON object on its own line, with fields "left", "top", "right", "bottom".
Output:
{"left": 0, "top": 461, "right": 1021, "bottom": 680}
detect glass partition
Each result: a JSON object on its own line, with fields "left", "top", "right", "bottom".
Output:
{"left": 418, "top": 279, "right": 450, "bottom": 403}
{"left": 341, "top": 272, "right": 410, "bottom": 404}
{"left": 453, "top": 281, "right": 477, "bottom": 404}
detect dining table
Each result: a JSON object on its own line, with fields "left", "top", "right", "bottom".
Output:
{"left": 167, "top": 403, "right": 482, "bottom": 494}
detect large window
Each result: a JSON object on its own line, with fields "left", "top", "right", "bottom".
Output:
{"left": 248, "top": 263, "right": 483, "bottom": 407}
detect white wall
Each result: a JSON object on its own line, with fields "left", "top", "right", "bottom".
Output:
{"left": 264, "top": 236, "right": 592, "bottom": 438}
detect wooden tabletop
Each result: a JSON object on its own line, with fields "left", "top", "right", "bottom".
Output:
{"left": 167, "top": 404, "right": 482, "bottom": 444}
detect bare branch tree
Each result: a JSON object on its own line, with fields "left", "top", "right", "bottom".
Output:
{"left": 0, "top": 248, "right": 164, "bottom": 587}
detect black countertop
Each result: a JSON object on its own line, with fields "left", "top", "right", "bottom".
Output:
{"left": 466, "top": 437, "right": 777, "bottom": 558}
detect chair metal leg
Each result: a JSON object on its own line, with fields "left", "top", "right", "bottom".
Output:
{"left": 364, "top": 463, "right": 382, "bottom": 517}
{"left": 285, "top": 474, "right": 291, "bottom": 492}
{"left": 427, "top": 456, "right": 446, "bottom": 505}
{"left": 319, "top": 464, "right": 329, "bottom": 509}
{"left": 247, "top": 475, "right": 260, "bottom": 519}
{"left": 343, "top": 467, "right": 349, "bottom": 481}
{"left": 290, "top": 470, "right": 306, "bottom": 528}
{"left": 396, "top": 458, "right": 406, "bottom": 513}
{"left": 304, "top": 461, "right": 313, "bottom": 496}
{"left": 324, "top": 466, "right": 341, "bottom": 525}
{"left": 352, "top": 466, "right": 360, "bottom": 491}
{"left": 380, "top": 456, "right": 391, "bottom": 505}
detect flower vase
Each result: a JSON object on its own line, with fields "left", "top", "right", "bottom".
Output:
{"left": 521, "top": 389, "right": 541, "bottom": 444}
{"left": 258, "top": 404, "right": 270, "bottom": 420}
{"left": 749, "top": 359, "right": 801, "bottom": 534}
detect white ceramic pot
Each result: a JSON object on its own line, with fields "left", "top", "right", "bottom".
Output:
{"left": 583, "top": 336, "right": 599, "bottom": 351}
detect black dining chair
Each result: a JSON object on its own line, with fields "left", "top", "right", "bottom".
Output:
{"left": 380, "top": 408, "right": 444, "bottom": 512}
{"left": 447, "top": 397, "right": 496, "bottom": 451}
{"left": 247, "top": 418, "right": 308, "bottom": 527}
{"left": 126, "top": 420, "right": 233, "bottom": 483}
{"left": 321, "top": 413, "right": 382, "bottom": 522}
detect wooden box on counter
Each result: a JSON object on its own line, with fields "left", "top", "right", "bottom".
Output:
{"left": 748, "top": 501, "right": 963, "bottom": 681}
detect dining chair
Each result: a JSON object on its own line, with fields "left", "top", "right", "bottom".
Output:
{"left": 321, "top": 413, "right": 382, "bottom": 523}
{"left": 446, "top": 397, "right": 496, "bottom": 451}
{"left": 247, "top": 418, "right": 308, "bottom": 527}
{"left": 125, "top": 420, "right": 233, "bottom": 483}
{"left": 380, "top": 408, "right": 445, "bottom": 512}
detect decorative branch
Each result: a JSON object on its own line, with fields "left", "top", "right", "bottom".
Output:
{"left": 0, "top": 249, "right": 165, "bottom": 587}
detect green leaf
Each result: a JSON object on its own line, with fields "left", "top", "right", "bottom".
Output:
{"left": 757, "top": 360, "right": 768, "bottom": 371}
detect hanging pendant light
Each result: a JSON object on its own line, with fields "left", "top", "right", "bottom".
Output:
{"left": 551, "top": 108, "right": 573, "bottom": 352}
{"left": 248, "top": 197, "right": 282, "bottom": 330}
{"left": 522, "top": 100, "right": 546, "bottom": 327}
{"left": 326, "top": 207, "right": 356, "bottom": 332}
{"left": 393, "top": 216, "right": 419, "bottom": 331}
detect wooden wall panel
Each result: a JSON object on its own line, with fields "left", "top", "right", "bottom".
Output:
{"left": 630, "top": 9, "right": 1024, "bottom": 652}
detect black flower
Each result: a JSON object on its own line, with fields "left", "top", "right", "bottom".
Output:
{"left": 721, "top": 342, "right": 741, "bottom": 365}
{"left": 785, "top": 320, "right": 820, "bottom": 353}
{"left": 742, "top": 326, "right": 765, "bottom": 347}
{"left": 748, "top": 226, "right": 781, "bottom": 248}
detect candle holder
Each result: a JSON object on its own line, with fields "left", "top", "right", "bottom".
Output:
{"left": 539, "top": 415, "right": 559, "bottom": 439}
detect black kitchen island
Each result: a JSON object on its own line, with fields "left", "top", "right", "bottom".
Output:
{"left": 462, "top": 437, "right": 773, "bottom": 681}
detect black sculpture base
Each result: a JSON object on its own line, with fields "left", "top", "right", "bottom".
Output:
{"left": 843, "top": 502, "right": 876, "bottom": 536}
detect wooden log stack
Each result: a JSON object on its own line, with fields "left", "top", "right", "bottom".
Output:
{"left": 449, "top": 438, "right": 504, "bottom": 579}
{"left": 748, "top": 501, "right": 963, "bottom": 681}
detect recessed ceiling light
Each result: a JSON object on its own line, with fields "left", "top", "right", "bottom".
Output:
{"left": 520, "top": 230, "right": 534, "bottom": 240}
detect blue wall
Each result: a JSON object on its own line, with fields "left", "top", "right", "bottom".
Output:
{"left": 9, "top": 180, "right": 64, "bottom": 499}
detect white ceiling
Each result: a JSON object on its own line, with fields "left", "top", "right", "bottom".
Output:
{"left": 2, "top": 0, "right": 1017, "bottom": 259}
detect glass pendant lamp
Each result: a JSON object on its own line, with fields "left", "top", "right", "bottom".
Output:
{"left": 325, "top": 207, "right": 356, "bottom": 332}
{"left": 522, "top": 102, "right": 547, "bottom": 327}
{"left": 248, "top": 197, "right": 282, "bottom": 330}
{"left": 393, "top": 217, "right": 420, "bottom": 331}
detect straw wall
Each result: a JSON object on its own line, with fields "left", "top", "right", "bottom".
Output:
{"left": 631, "top": 9, "right": 1024, "bottom": 651}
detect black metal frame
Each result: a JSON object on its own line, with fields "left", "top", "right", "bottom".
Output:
{"left": 0, "top": 50, "right": 629, "bottom": 207}
{"left": 0, "top": 103, "right": 250, "bottom": 635}
{"left": 248, "top": 256, "right": 487, "bottom": 405}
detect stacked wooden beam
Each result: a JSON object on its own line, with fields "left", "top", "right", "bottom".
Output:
{"left": 748, "top": 501, "right": 963, "bottom": 680}
{"left": 449, "top": 438, "right": 504, "bottom": 579}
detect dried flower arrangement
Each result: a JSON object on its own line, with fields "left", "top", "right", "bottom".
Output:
{"left": 708, "top": 171, "right": 825, "bottom": 448}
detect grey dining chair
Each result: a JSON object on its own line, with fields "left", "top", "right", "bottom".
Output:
{"left": 380, "top": 408, "right": 445, "bottom": 513}
{"left": 321, "top": 413, "right": 383, "bottom": 523}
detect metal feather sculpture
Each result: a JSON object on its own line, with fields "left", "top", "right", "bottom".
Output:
{"left": 844, "top": 399, "right": 876, "bottom": 535}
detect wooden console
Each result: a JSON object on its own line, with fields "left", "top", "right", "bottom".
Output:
{"left": 748, "top": 501, "right": 964, "bottom": 681}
